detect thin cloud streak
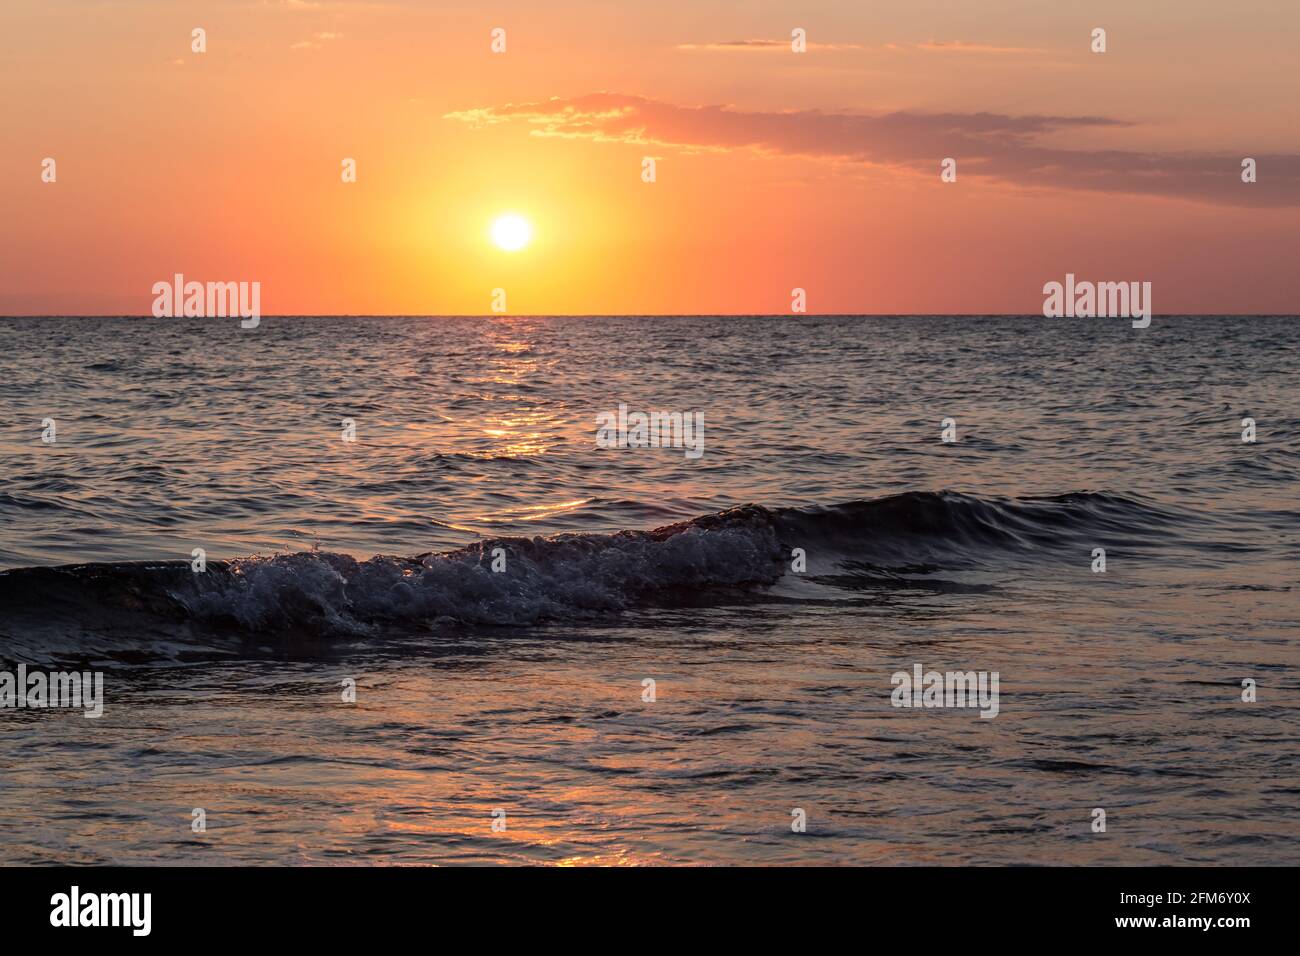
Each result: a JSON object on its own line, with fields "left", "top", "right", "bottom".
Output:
{"left": 916, "top": 40, "right": 1049, "bottom": 55}
{"left": 676, "top": 39, "right": 866, "bottom": 52}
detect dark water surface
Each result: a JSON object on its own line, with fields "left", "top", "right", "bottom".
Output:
{"left": 0, "top": 315, "right": 1296, "bottom": 864}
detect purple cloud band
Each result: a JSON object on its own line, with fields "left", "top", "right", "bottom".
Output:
{"left": 445, "top": 92, "right": 1298, "bottom": 208}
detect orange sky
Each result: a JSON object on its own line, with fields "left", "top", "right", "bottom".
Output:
{"left": 2, "top": 0, "right": 1298, "bottom": 315}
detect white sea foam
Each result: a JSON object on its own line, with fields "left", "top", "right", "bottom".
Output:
{"left": 178, "top": 515, "right": 787, "bottom": 629}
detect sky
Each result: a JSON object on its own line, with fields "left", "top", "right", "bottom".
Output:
{"left": 2, "top": 0, "right": 1298, "bottom": 315}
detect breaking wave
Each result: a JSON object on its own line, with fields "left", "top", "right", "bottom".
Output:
{"left": 0, "top": 491, "right": 1196, "bottom": 656}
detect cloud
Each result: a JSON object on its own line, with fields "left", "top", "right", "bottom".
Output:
{"left": 290, "top": 31, "right": 343, "bottom": 50}
{"left": 444, "top": 92, "right": 1298, "bottom": 207}
{"left": 676, "top": 39, "right": 866, "bottom": 52}
{"left": 268, "top": 0, "right": 405, "bottom": 11}
{"left": 915, "top": 40, "right": 1048, "bottom": 55}
{"left": 270, "top": 0, "right": 384, "bottom": 8}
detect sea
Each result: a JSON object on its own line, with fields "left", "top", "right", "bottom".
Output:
{"left": 0, "top": 314, "right": 1296, "bottom": 864}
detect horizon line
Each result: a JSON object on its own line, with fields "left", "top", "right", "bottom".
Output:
{"left": 2, "top": 313, "right": 1295, "bottom": 320}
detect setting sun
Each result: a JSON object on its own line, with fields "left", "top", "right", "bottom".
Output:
{"left": 490, "top": 214, "right": 533, "bottom": 252}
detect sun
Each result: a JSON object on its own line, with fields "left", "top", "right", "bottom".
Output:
{"left": 490, "top": 213, "right": 532, "bottom": 252}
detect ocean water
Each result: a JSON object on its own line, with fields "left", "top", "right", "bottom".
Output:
{"left": 0, "top": 314, "right": 1296, "bottom": 865}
